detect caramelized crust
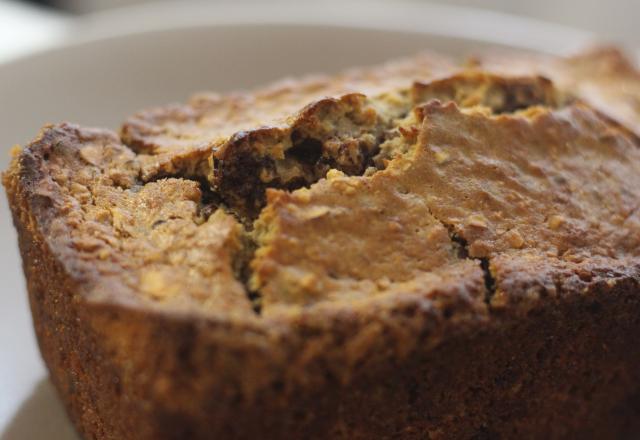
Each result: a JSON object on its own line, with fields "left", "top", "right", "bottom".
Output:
{"left": 475, "top": 47, "right": 640, "bottom": 136}
{"left": 210, "top": 93, "right": 385, "bottom": 219}
{"left": 411, "top": 72, "right": 564, "bottom": 112}
{"left": 7, "top": 123, "right": 253, "bottom": 315}
{"left": 4, "top": 47, "right": 640, "bottom": 439}
{"left": 122, "top": 53, "right": 454, "bottom": 182}
{"left": 412, "top": 101, "right": 640, "bottom": 258}
{"left": 250, "top": 99, "right": 640, "bottom": 306}
{"left": 250, "top": 170, "right": 461, "bottom": 307}
{"left": 489, "top": 250, "right": 640, "bottom": 312}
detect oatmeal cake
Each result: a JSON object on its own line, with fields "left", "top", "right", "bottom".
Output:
{"left": 4, "top": 48, "right": 640, "bottom": 439}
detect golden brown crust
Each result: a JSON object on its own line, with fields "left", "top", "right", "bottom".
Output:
{"left": 8, "top": 123, "right": 253, "bottom": 316}
{"left": 474, "top": 46, "right": 640, "bottom": 136}
{"left": 411, "top": 101, "right": 640, "bottom": 258}
{"left": 411, "top": 71, "right": 564, "bottom": 112}
{"left": 4, "top": 47, "right": 640, "bottom": 439}
{"left": 250, "top": 167, "right": 462, "bottom": 307}
{"left": 490, "top": 250, "right": 640, "bottom": 312}
{"left": 251, "top": 97, "right": 640, "bottom": 307}
{"left": 122, "top": 52, "right": 454, "bottom": 182}
{"left": 210, "top": 92, "right": 385, "bottom": 219}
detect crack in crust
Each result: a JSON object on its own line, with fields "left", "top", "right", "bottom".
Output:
{"left": 5, "top": 124, "right": 256, "bottom": 316}
{"left": 247, "top": 96, "right": 640, "bottom": 308}
{"left": 5, "top": 47, "right": 640, "bottom": 440}
{"left": 5, "top": 48, "right": 640, "bottom": 318}
{"left": 210, "top": 93, "right": 385, "bottom": 220}
{"left": 210, "top": 72, "right": 570, "bottom": 221}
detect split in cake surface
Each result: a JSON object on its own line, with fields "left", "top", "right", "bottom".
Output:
{"left": 6, "top": 48, "right": 640, "bottom": 321}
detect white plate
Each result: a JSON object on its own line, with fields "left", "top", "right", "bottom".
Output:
{"left": 0, "top": 2, "right": 594, "bottom": 438}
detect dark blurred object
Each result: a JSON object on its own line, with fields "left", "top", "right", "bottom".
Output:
{"left": 21, "top": 0, "right": 57, "bottom": 7}
{"left": 13, "top": 0, "right": 149, "bottom": 13}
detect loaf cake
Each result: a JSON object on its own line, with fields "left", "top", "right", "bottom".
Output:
{"left": 4, "top": 47, "right": 640, "bottom": 439}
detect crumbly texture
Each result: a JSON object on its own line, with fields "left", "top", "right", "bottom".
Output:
{"left": 122, "top": 52, "right": 454, "bottom": 184}
{"left": 473, "top": 47, "right": 640, "bottom": 136}
{"left": 4, "top": 48, "right": 640, "bottom": 439}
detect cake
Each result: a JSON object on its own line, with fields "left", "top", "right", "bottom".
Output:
{"left": 4, "top": 47, "right": 640, "bottom": 439}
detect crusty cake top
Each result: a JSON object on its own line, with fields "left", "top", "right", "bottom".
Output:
{"left": 5, "top": 48, "right": 640, "bottom": 322}
{"left": 473, "top": 47, "right": 640, "bottom": 137}
{"left": 5, "top": 125, "right": 255, "bottom": 316}
{"left": 121, "top": 52, "right": 455, "bottom": 183}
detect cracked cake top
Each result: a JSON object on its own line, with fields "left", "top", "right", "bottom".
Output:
{"left": 4, "top": 47, "right": 640, "bottom": 328}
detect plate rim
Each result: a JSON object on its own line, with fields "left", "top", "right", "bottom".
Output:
{"left": 2, "top": 0, "right": 596, "bottom": 67}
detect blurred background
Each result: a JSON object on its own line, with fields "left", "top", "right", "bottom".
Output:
{"left": 1, "top": 0, "right": 639, "bottom": 63}
{"left": 0, "top": 1, "right": 638, "bottom": 439}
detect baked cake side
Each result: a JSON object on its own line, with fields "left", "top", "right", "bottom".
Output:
{"left": 4, "top": 48, "right": 640, "bottom": 439}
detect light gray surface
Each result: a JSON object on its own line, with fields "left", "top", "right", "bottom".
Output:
{"left": 0, "top": 3, "right": 593, "bottom": 438}
{"left": 44, "top": 0, "right": 640, "bottom": 48}
{"left": 428, "top": 0, "right": 640, "bottom": 48}
{"left": 2, "top": 381, "right": 78, "bottom": 440}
